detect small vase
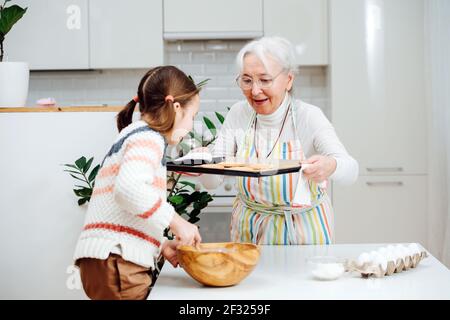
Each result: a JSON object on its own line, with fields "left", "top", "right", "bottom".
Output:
{"left": 0, "top": 62, "right": 29, "bottom": 107}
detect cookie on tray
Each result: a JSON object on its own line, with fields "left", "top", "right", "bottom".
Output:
{"left": 217, "top": 162, "right": 247, "bottom": 168}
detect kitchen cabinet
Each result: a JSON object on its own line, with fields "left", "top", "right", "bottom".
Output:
{"left": 163, "top": 0, "right": 263, "bottom": 39}
{"left": 0, "top": 111, "right": 118, "bottom": 299}
{"left": 333, "top": 176, "right": 427, "bottom": 245}
{"left": 330, "top": 0, "right": 428, "bottom": 245}
{"left": 89, "top": 0, "right": 163, "bottom": 68}
{"left": 330, "top": 0, "right": 426, "bottom": 175}
{"left": 7, "top": 0, "right": 163, "bottom": 70}
{"left": 263, "top": 0, "right": 328, "bottom": 65}
{"left": 6, "top": 0, "right": 89, "bottom": 70}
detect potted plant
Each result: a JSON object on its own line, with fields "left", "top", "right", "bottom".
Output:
{"left": 0, "top": 0, "right": 28, "bottom": 107}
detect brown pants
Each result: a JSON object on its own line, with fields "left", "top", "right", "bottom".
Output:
{"left": 76, "top": 254, "right": 152, "bottom": 300}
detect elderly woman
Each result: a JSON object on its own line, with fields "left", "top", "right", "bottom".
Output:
{"left": 200, "top": 36, "right": 358, "bottom": 245}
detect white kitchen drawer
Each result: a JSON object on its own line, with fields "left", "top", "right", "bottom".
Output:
{"left": 263, "top": 0, "right": 328, "bottom": 65}
{"left": 89, "top": 0, "right": 163, "bottom": 68}
{"left": 333, "top": 175, "right": 427, "bottom": 245}
{"left": 163, "top": 0, "right": 263, "bottom": 39}
{"left": 6, "top": 0, "right": 89, "bottom": 70}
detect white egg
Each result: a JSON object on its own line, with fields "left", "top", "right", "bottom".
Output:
{"left": 385, "top": 251, "right": 397, "bottom": 263}
{"left": 386, "top": 245, "right": 396, "bottom": 252}
{"left": 408, "top": 243, "right": 421, "bottom": 255}
{"left": 373, "top": 254, "right": 388, "bottom": 271}
{"left": 357, "top": 252, "right": 372, "bottom": 265}
{"left": 378, "top": 247, "right": 388, "bottom": 257}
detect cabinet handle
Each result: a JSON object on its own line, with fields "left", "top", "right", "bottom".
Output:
{"left": 366, "top": 167, "right": 403, "bottom": 173}
{"left": 366, "top": 181, "right": 404, "bottom": 187}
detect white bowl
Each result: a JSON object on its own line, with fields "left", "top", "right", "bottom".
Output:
{"left": 306, "top": 256, "right": 346, "bottom": 281}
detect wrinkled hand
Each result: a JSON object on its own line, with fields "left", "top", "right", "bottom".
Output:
{"left": 161, "top": 240, "right": 180, "bottom": 267}
{"left": 301, "top": 155, "right": 336, "bottom": 183}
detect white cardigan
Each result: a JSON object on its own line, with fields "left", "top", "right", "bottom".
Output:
{"left": 200, "top": 95, "right": 358, "bottom": 189}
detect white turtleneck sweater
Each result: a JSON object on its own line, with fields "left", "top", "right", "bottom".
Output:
{"left": 200, "top": 94, "right": 358, "bottom": 189}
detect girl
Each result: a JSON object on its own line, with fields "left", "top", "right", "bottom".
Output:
{"left": 74, "top": 66, "right": 202, "bottom": 300}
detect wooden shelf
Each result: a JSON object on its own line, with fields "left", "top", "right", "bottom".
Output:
{"left": 0, "top": 106, "right": 125, "bottom": 113}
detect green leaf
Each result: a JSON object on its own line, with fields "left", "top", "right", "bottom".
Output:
{"left": 203, "top": 117, "right": 217, "bottom": 136}
{"left": 178, "top": 181, "right": 195, "bottom": 190}
{"left": 168, "top": 195, "right": 184, "bottom": 205}
{"left": 83, "top": 157, "right": 93, "bottom": 173}
{"left": 187, "top": 191, "right": 201, "bottom": 203}
{"left": 178, "top": 141, "right": 191, "bottom": 155}
{"left": 63, "top": 170, "right": 83, "bottom": 175}
{"left": 188, "top": 131, "right": 203, "bottom": 144}
{"left": 215, "top": 112, "right": 225, "bottom": 124}
{"left": 78, "top": 198, "right": 88, "bottom": 206}
{"left": 193, "top": 202, "right": 202, "bottom": 210}
{"left": 63, "top": 164, "right": 80, "bottom": 170}
{"left": 196, "top": 78, "right": 211, "bottom": 89}
{"left": 70, "top": 174, "right": 86, "bottom": 183}
{"left": 188, "top": 217, "right": 200, "bottom": 224}
{"left": 88, "top": 164, "right": 100, "bottom": 182}
{"left": 190, "top": 208, "right": 201, "bottom": 216}
{"left": 75, "top": 157, "right": 87, "bottom": 170}
{"left": 200, "top": 192, "right": 213, "bottom": 202}
{"left": 0, "top": 5, "right": 27, "bottom": 36}
{"left": 74, "top": 187, "right": 92, "bottom": 197}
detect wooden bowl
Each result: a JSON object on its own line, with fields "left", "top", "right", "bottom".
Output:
{"left": 177, "top": 242, "right": 261, "bottom": 287}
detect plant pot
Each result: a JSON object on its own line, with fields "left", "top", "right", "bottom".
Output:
{"left": 0, "top": 62, "right": 29, "bottom": 107}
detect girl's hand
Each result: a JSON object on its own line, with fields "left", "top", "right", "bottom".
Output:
{"left": 169, "top": 214, "right": 202, "bottom": 246}
{"left": 161, "top": 240, "right": 180, "bottom": 267}
{"left": 301, "top": 155, "right": 337, "bottom": 183}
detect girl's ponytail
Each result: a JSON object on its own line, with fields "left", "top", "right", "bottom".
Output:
{"left": 116, "top": 99, "right": 136, "bottom": 132}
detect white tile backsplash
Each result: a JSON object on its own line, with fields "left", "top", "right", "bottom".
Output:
{"left": 26, "top": 39, "right": 330, "bottom": 118}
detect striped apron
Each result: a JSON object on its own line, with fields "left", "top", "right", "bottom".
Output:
{"left": 230, "top": 102, "right": 334, "bottom": 245}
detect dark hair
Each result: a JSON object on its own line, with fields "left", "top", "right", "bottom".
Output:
{"left": 117, "top": 66, "right": 200, "bottom": 133}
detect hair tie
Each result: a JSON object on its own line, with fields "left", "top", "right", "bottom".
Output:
{"left": 165, "top": 95, "right": 174, "bottom": 102}
{"left": 133, "top": 95, "right": 139, "bottom": 103}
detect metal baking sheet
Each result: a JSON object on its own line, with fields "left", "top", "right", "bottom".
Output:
{"left": 166, "top": 157, "right": 302, "bottom": 177}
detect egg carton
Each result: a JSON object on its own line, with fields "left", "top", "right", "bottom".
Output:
{"left": 345, "top": 251, "right": 428, "bottom": 278}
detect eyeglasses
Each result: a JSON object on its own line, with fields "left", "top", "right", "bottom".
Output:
{"left": 235, "top": 69, "right": 286, "bottom": 90}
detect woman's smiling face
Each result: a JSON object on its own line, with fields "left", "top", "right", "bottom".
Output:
{"left": 239, "top": 53, "right": 294, "bottom": 115}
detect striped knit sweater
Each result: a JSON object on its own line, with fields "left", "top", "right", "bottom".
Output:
{"left": 73, "top": 120, "right": 175, "bottom": 269}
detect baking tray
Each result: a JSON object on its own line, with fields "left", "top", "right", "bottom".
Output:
{"left": 166, "top": 157, "right": 302, "bottom": 177}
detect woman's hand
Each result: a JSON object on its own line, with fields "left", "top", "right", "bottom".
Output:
{"left": 301, "top": 155, "right": 337, "bottom": 183}
{"left": 169, "top": 214, "right": 202, "bottom": 246}
{"left": 161, "top": 240, "right": 180, "bottom": 267}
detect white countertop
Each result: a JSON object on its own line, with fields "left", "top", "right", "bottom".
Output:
{"left": 150, "top": 244, "right": 450, "bottom": 300}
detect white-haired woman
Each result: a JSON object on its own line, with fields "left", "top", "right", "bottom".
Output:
{"left": 200, "top": 36, "right": 358, "bottom": 245}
